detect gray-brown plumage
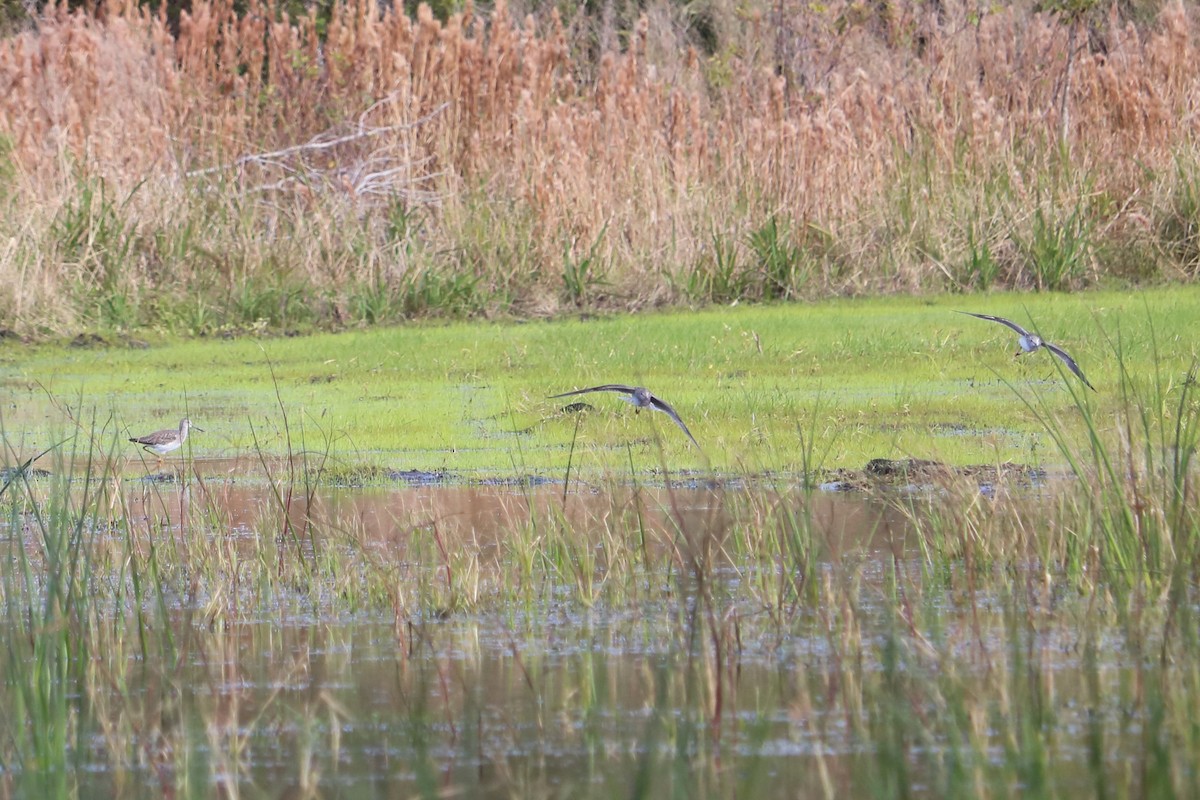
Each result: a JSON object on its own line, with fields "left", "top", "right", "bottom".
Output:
{"left": 129, "top": 418, "right": 203, "bottom": 460}
{"left": 958, "top": 311, "right": 1096, "bottom": 391}
{"left": 549, "top": 385, "right": 701, "bottom": 450}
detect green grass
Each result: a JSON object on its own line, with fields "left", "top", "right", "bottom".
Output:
{"left": 2, "top": 287, "right": 1197, "bottom": 477}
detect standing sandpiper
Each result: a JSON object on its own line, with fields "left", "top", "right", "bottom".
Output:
{"left": 129, "top": 418, "right": 203, "bottom": 464}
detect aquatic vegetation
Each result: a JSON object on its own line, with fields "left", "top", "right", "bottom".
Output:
{"left": 0, "top": 319, "right": 1197, "bottom": 796}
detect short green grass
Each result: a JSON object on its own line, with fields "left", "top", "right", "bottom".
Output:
{"left": 2, "top": 287, "right": 1196, "bottom": 476}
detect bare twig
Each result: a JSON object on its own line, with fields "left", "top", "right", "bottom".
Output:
{"left": 186, "top": 101, "right": 448, "bottom": 179}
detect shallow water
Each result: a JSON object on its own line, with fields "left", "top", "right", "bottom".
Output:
{"left": 2, "top": 468, "right": 1185, "bottom": 798}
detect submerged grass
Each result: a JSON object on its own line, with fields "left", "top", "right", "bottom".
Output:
{"left": 2, "top": 288, "right": 1197, "bottom": 478}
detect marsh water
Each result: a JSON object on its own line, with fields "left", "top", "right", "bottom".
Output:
{"left": 1, "top": 458, "right": 1180, "bottom": 799}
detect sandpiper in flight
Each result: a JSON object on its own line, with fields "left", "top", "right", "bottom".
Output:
{"left": 957, "top": 312, "right": 1096, "bottom": 391}
{"left": 549, "top": 385, "right": 702, "bottom": 450}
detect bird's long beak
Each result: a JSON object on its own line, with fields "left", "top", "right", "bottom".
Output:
{"left": 193, "top": 427, "right": 205, "bottom": 433}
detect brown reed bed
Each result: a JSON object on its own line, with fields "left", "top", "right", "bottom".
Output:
{"left": 0, "top": 0, "right": 1197, "bottom": 335}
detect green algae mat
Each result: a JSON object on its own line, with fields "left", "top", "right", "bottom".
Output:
{"left": 2, "top": 288, "right": 1197, "bottom": 477}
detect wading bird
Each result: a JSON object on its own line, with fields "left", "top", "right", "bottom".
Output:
{"left": 129, "top": 418, "right": 203, "bottom": 465}
{"left": 548, "top": 385, "right": 702, "bottom": 450}
{"left": 958, "top": 311, "right": 1096, "bottom": 391}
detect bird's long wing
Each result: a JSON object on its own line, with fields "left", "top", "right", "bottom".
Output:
{"left": 648, "top": 395, "right": 702, "bottom": 450}
{"left": 957, "top": 311, "right": 1031, "bottom": 337}
{"left": 548, "top": 384, "right": 637, "bottom": 399}
{"left": 131, "top": 429, "right": 175, "bottom": 446}
{"left": 1044, "top": 343, "right": 1096, "bottom": 391}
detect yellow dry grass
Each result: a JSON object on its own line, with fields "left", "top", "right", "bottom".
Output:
{"left": 0, "top": 0, "right": 1196, "bottom": 332}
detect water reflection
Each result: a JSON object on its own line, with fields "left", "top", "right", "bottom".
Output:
{"left": 117, "top": 471, "right": 914, "bottom": 561}
{"left": 67, "top": 591, "right": 1152, "bottom": 798}
{"left": 1, "top": 472, "right": 1175, "bottom": 798}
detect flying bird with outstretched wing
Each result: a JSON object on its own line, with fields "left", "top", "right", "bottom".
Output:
{"left": 957, "top": 311, "right": 1096, "bottom": 391}
{"left": 549, "top": 384, "right": 702, "bottom": 450}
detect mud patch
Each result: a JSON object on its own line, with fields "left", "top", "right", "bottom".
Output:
{"left": 390, "top": 469, "right": 454, "bottom": 485}
{"left": 325, "top": 466, "right": 456, "bottom": 487}
{"left": 476, "top": 474, "right": 560, "bottom": 488}
{"left": 820, "top": 458, "right": 1047, "bottom": 493}
{"left": 0, "top": 466, "right": 52, "bottom": 482}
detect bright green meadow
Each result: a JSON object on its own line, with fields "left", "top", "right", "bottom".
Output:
{"left": 4, "top": 287, "right": 1196, "bottom": 478}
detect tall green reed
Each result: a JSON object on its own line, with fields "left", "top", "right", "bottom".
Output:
{"left": 1004, "top": 314, "right": 1198, "bottom": 597}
